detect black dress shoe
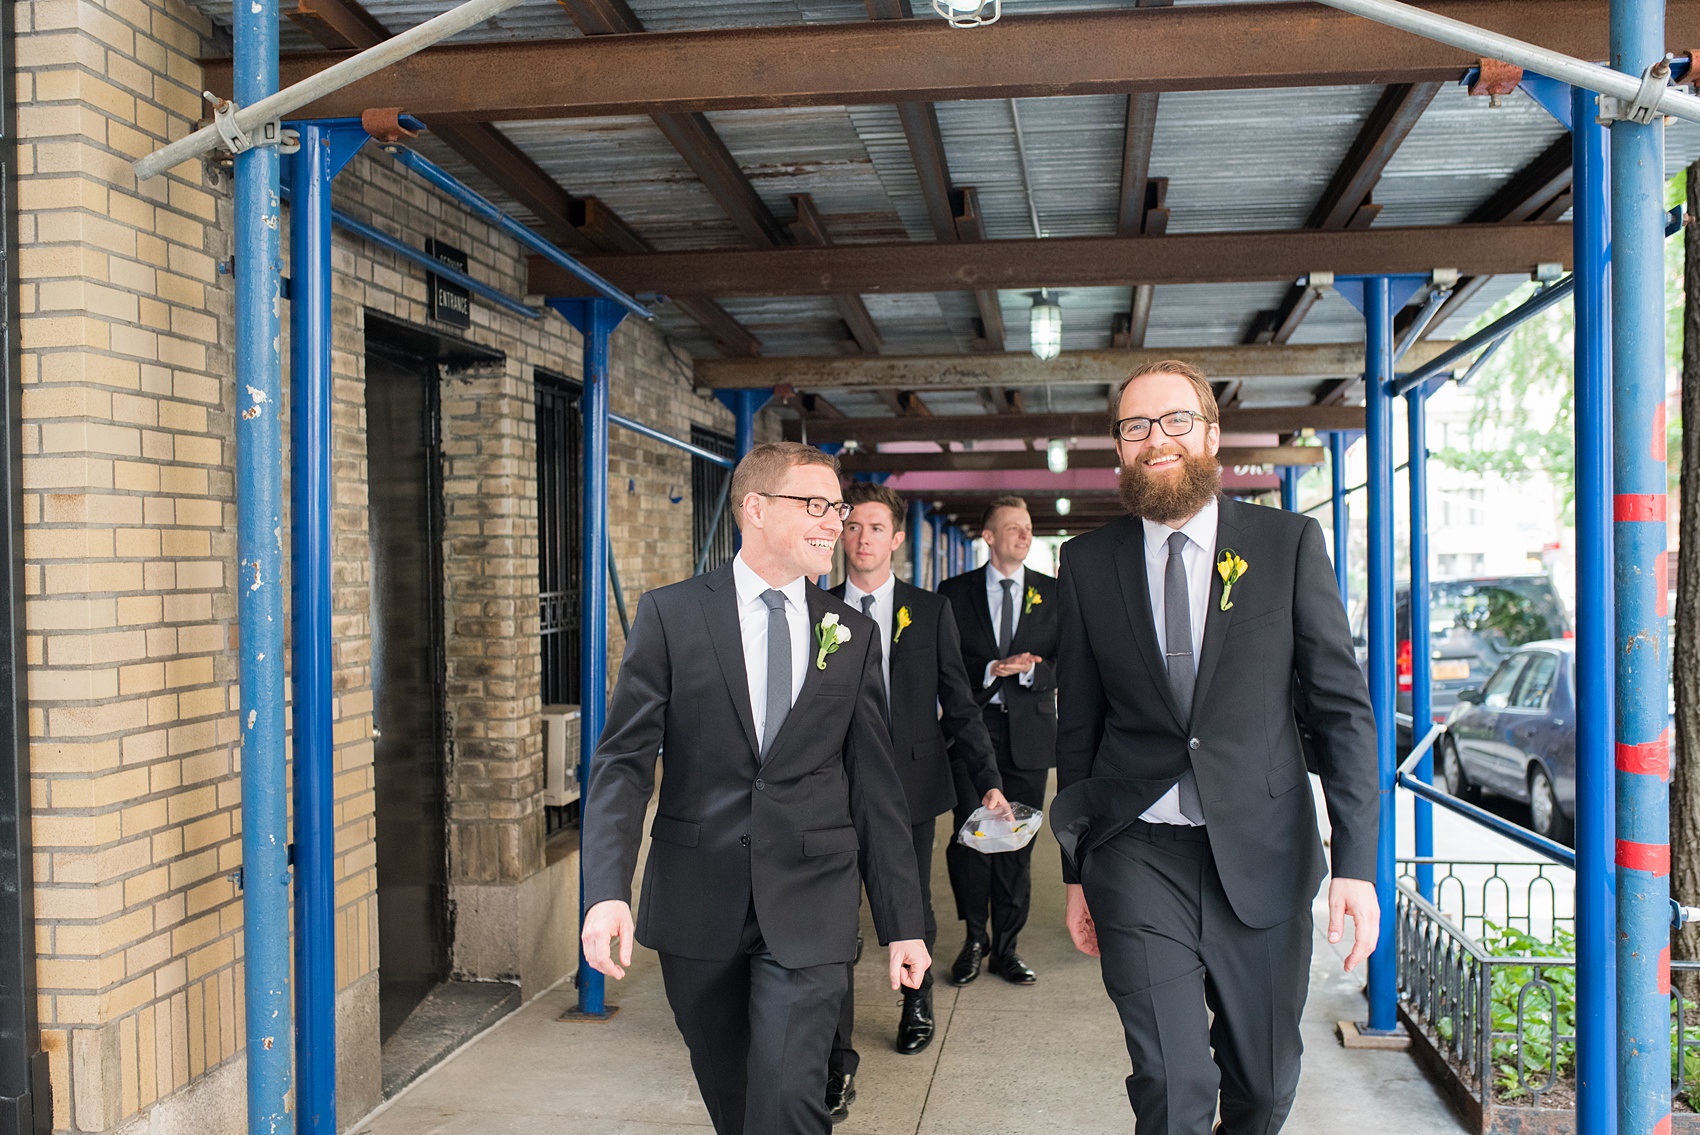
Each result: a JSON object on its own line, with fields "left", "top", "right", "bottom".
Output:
{"left": 949, "top": 940, "right": 987, "bottom": 985}
{"left": 988, "top": 952, "right": 1037, "bottom": 985}
{"left": 895, "top": 988, "right": 935, "bottom": 1055}
{"left": 826, "top": 1072, "right": 856, "bottom": 1124}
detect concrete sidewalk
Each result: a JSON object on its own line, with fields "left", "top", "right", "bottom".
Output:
{"left": 354, "top": 811, "right": 1461, "bottom": 1134}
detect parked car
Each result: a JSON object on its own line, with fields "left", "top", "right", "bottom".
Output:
{"left": 1353, "top": 574, "right": 1572, "bottom": 727}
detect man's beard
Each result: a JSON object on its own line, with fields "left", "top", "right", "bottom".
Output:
{"left": 1118, "top": 447, "right": 1222, "bottom": 523}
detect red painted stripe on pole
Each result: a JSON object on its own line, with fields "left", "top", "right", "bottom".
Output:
{"left": 1617, "top": 733, "right": 1671, "bottom": 780}
{"left": 1655, "top": 1115, "right": 1672, "bottom": 1135}
{"left": 1660, "top": 945, "right": 1672, "bottom": 995}
{"left": 1652, "top": 400, "right": 1667, "bottom": 461}
{"left": 1658, "top": 552, "right": 1670, "bottom": 616}
{"left": 1614, "top": 494, "right": 1667, "bottom": 523}
{"left": 1617, "top": 839, "right": 1670, "bottom": 876}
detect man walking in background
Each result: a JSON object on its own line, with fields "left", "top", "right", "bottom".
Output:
{"left": 823, "top": 482, "right": 1012, "bottom": 1122}
{"left": 938, "top": 496, "right": 1061, "bottom": 987}
{"left": 579, "top": 442, "right": 930, "bottom": 1135}
{"left": 1053, "top": 361, "right": 1380, "bottom": 1135}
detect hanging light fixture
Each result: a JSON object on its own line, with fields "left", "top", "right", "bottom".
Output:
{"left": 1029, "top": 290, "right": 1062, "bottom": 360}
{"left": 932, "top": 0, "right": 999, "bottom": 27}
{"left": 1055, "top": 497, "right": 1072, "bottom": 516}
{"left": 1046, "top": 438, "right": 1069, "bottom": 475}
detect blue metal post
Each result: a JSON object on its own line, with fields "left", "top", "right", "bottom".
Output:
{"left": 1331, "top": 432, "right": 1350, "bottom": 607}
{"left": 908, "top": 500, "right": 925, "bottom": 586}
{"left": 1609, "top": 1, "right": 1672, "bottom": 1127}
{"left": 930, "top": 514, "right": 944, "bottom": 590}
{"left": 1363, "top": 277, "right": 1399, "bottom": 1033}
{"left": 285, "top": 117, "right": 367, "bottom": 1135}
{"left": 1407, "top": 388, "right": 1434, "bottom": 904}
{"left": 549, "top": 299, "right": 629, "bottom": 1018}
{"left": 730, "top": 390, "right": 762, "bottom": 459}
{"left": 233, "top": 0, "right": 294, "bottom": 1125}
{"left": 1572, "top": 80, "right": 1618, "bottom": 1135}
{"left": 1278, "top": 465, "right": 1299, "bottom": 512}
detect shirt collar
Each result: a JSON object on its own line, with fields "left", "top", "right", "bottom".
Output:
{"left": 987, "top": 561, "right": 1025, "bottom": 590}
{"left": 733, "top": 553, "right": 810, "bottom": 615}
{"left": 843, "top": 572, "right": 897, "bottom": 607}
{"left": 1141, "top": 495, "right": 1220, "bottom": 557}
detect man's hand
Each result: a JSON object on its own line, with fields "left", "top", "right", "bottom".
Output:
{"left": 990, "top": 652, "right": 1042, "bottom": 678}
{"left": 1065, "top": 883, "right": 1099, "bottom": 957}
{"left": 889, "top": 940, "right": 931, "bottom": 990}
{"left": 582, "top": 899, "right": 636, "bottom": 980}
{"left": 981, "top": 788, "right": 1015, "bottom": 820}
{"left": 1327, "top": 878, "right": 1380, "bottom": 972}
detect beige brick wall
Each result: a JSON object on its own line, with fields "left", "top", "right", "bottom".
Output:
{"left": 13, "top": 0, "right": 756, "bottom": 1126}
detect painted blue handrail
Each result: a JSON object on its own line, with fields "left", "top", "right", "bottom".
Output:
{"left": 329, "top": 209, "right": 541, "bottom": 320}
{"left": 383, "top": 145, "right": 652, "bottom": 321}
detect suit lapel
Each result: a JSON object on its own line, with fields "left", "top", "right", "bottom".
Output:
{"left": 965, "top": 569, "right": 999, "bottom": 657}
{"left": 701, "top": 567, "right": 761, "bottom": 758}
{"left": 763, "top": 585, "right": 834, "bottom": 760}
{"left": 889, "top": 579, "right": 917, "bottom": 661}
{"left": 1189, "top": 496, "right": 1242, "bottom": 725}
{"left": 1114, "top": 516, "right": 1188, "bottom": 729}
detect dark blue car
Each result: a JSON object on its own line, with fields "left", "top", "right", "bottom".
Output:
{"left": 1438, "top": 639, "right": 1674, "bottom": 846}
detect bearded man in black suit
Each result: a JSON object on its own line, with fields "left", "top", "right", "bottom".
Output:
{"left": 822, "top": 481, "right": 1012, "bottom": 1122}
{"left": 580, "top": 442, "right": 929, "bottom": 1135}
{"left": 1052, "top": 360, "right": 1381, "bottom": 1135}
{"left": 937, "top": 496, "right": 1061, "bottom": 987}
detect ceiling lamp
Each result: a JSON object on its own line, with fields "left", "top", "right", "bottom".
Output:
{"left": 1029, "top": 290, "right": 1062, "bottom": 360}
{"left": 1046, "top": 439, "right": 1069, "bottom": 475}
{"left": 1055, "top": 497, "right": 1072, "bottom": 516}
{"left": 933, "top": 0, "right": 999, "bottom": 27}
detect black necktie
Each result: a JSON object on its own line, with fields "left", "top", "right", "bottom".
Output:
{"left": 761, "top": 589, "right": 791, "bottom": 759}
{"left": 1164, "top": 532, "right": 1205, "bottom": 823}
{"left": 998, "top": 578, "right": 1015, "bottom": 656}
{"left": 860, "top": 594, "right": 876, "bottom": 619}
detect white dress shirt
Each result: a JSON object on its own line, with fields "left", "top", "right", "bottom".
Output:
{"left": 842, "top": 572, "right": 896, "bottom": 697}
{"left": 983, "top": 563, "right": 1036, "bottom": 704}
{"left": 1138, "top": 496, "right": 1218, "bottom": 826}
{"left": 732, "top": 553, "right": 811, "bottom": 745}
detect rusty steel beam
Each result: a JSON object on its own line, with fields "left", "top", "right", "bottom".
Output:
{"left": 208, "top": 0, "right": 1697, "bottom": 123}
{"left": 715, "top": 340, "right": 1458, "bottom": 392}
{"left": 952, "top": 188, "right": 1007, "bottom": 350}
{"left": 840, "top": 446, "right": 1324, "bottom": 473}
{"left": 1309, "top": 82, "right": 1443, "bottom": 231}
{"left": 791, "top": 194, "right": 883, "bottom": 355}
{"left": 532, "top": 222, "right": 1571, "bottom": 300}
{"left": 787, "top": 405, "right": 1366, "bottom": 444}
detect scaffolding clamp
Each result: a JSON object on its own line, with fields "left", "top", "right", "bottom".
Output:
{"left": 203, "top": 93, "right": 299, "bottom": 158}
{"left": 1597, "top": 56, "right": 1673, "bottom": 125}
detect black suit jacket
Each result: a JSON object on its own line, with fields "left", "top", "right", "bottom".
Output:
{"left": 1051, "top": 497, "right": 1379, "bottom": 929}
{"left": 937, "top": 566, "right": 1062, "bottom": 770}
{"left": 581, "top": 564, "right": 926, "bottom": 969}
{"left": 829, "top": 578, "right": 1001, "bottom": 823}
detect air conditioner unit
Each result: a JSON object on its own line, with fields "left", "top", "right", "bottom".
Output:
{"left": 542, "top": 705, "right": 581, "bottom": 807}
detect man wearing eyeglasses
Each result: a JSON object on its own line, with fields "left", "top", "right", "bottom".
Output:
{"left": 580, "top": 441, "right": 929, "bottom": 1135}
{"left": 1052, "top": 361, "right": 1380, "bottom": 1135}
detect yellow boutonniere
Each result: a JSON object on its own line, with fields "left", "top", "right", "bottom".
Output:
{"left": 894, "top": 605, "right": 914, "bottom": 643}
{"left": 1216, "top": 549, "right": 1249, "bottom": 611}
{"left": 814, "top": 613, "right": 854, "bottom": 670}
{"left": 1024, "top": 585, "right": 1042, "bottom": 615}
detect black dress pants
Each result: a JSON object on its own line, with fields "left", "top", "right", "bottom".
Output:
{"left": 946, "top": 708, "right": 1049, "bottom": 956}
{"left": 829, "top": 816, "right": 937, "bottom": 1078}
{"left": 1080, "top": 821, "right": 1312, "bottom": 1135}
{"left": 659, "top": 902, "right": 849, "bottom": 1135}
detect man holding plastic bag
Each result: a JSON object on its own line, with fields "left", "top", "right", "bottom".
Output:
{"left": 1053, "top": 361, "right": 1380, "bottom": 1135}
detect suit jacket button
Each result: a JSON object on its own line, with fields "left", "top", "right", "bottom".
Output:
{"left": 740, "top": 834, "right": 750, "bottom": 847}
{"left": 755, "top": 778, "right": 765, "bottom": 791}
{"left": 1189, "top": 738, "right": 1200, "bottom": 750}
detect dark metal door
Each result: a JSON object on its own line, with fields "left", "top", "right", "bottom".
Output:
{"left": 365, "top": 350, "right": 449, "bottom": 1041}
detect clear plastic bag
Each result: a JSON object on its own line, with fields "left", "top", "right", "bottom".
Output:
{"left": 955, "top": 802, "right": 1044, "bottom": 854}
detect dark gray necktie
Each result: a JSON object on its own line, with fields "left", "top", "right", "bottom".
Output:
{"left": 761, "top": 589, "right": 791, "bottom": 758}
{"left": 1164, "top": 532, "right": 1205, "bottom": 823}
{"left": 997, "top": 578, "right": 1015, "bottom": 656}
{"left": 860, "top": 594, "right": 876, "bottom": 620}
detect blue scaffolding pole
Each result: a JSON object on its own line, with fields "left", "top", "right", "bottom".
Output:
{"left": 1279, "top": 466, "right": 1300, "bottom": 512}
{"left": 1609, "top": 0, "right": 1672, "bottom": 1127}
{"left": 232, "top": 0, "right": 294, "bottom": 1120}
{"left": 549, "top": 299, "right": 629, "bottom": 1019}
{"left": 1330, "top": 432, "right": 1351, "bottom": 607}
{"left": 908, "top": 500, "right": 926, "bottom": 586}
{"left": 1571, "top": 79, "right": 1619, "bottom": 1135}
{"left": 284, "top": 116, "right": 369, "bottom": 1135}
{"left": 1406, "top": 386, "right": 1434, "bottom": 904}
{"left": 930, "top": 514, "right": 944, "bottom": 590}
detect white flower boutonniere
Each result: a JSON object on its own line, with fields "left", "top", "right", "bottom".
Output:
{"left": 814, "top": 612, "right": 853, "bottom": 671}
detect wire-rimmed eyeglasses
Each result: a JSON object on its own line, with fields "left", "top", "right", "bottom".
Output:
{"left": 1113, "top": 409, "right": 1206, "bottom": 443}
{"left": 759, "top": 493, "right": 853, "bottom": 521}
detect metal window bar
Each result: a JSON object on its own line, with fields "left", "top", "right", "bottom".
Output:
{"left": 536, "top": 375, "right": 583, "bottom": 699}
{"left": 691, "top": 425, "right": 737, "bottom": 574}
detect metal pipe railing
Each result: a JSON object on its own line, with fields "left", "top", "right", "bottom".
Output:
{"left": 1394, "top": 723, "right": 1578, "bottom": 867}
{"left": 610, "top": 413, "right": 734, "bottom": 468}
{"left": 133, "top": 0, "right": 532, "bottom": 180}
{"left": 1391, "top": 277, "right": 1576, "bottom": 397}
{"left": 1307, "top": 0, "right": 1700, "bottom": 127}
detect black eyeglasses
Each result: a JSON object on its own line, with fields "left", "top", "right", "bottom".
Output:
{"left": 759, "top": 493, "right": 853, "bottom": 521}
{"left": 1113, "top": 409, "right": 1207, "bottom": 443}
